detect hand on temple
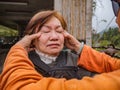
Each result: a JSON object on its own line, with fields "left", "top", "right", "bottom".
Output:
{"left": 16, "top": 32, "right": 41, "bottom": 51}
{"left": 63, "top": 31, "right": 81, "bottom": 53}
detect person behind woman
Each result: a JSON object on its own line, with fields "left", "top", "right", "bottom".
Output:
{"left": 0, "top": 9, "right": 120, "bottom": 89}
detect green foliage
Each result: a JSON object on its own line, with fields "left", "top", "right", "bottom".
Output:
{"left": 92, "top": 33, "right": 100, "bottom": 46}
{"left": 98, "top": 27, "right": 120, "bottom": 47}
{"left": 92, "top": 27, "right": 120, "bottom": 58}
{"left": 0, "top": 25, "right": 18, "bottom": 36}
{"left": 99, "top": 40, "right": 111, "bottom": 46}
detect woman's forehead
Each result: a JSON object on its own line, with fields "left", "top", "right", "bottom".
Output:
{"left": 43, "top": 17, "right": 61, "bottom": 25}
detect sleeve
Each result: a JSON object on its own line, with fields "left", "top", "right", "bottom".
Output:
{"left": 0, "top": 44, "right": 120, "bottom": 90}
{"left": 77, "top": 45, "right": 120, "bottom": 73}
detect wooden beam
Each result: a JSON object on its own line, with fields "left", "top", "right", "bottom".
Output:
{"left": 86, "top": 0, "right": 92, "bottom": 46}
{"left": 0, "top": 15, "right": 31, "bottom": 21}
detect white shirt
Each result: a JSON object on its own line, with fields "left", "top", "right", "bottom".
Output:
{"left": 35, "top": 49, "right": 57, "bottom": 64}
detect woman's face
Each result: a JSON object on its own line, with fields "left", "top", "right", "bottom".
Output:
{"left": 34, "top": 16, "right": 65, "bottom": 56}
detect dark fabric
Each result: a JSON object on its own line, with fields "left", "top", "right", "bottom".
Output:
{"left": 29, "top": 50, "right": 97, "bottom": 79}
{"left": 112, "top": 0, "right": 120, "bottom": 16}
{"left": 0, "top": 49, "right": 9, "bottom": 73}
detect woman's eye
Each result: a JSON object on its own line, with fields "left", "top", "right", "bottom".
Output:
{"left": 42, "top": 30, "right": 50, "bottom": 33}
{"left": 56, "top": 29, "right": 64, "bottom": 33}
{"left": 57, "top": 31, "right": 63, "bottom": 33}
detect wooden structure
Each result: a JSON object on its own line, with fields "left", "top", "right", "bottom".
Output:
{"left": 0, "top": 0, "right": 93, "bottom": 46}
{"left": 54, "top": 0, "right": 93, "bottom": 46}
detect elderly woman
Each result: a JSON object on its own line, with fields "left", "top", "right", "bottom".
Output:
{"left": 21, "top": 10, "right": 120, "bottom": 79}
{"left": 25, "top": 10, "right": 96, "bottom": 79}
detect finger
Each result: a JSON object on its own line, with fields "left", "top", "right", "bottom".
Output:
{"left": 29, "top": 32, "right": 41, "bottom": 40}
{"left": 63, "top": 31, "right": 69, "bottom": 37}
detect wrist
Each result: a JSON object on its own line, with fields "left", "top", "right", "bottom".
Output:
{"left": 76, "top": 42, "right": 84, "bottom": 55}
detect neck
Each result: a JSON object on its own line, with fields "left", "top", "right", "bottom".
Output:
{"left": 35, "top": 49, "right": 57, "bottom": 64}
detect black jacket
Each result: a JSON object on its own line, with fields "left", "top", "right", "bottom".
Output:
{"left": 29, "top": 50, "right": 97, "bottom": 80}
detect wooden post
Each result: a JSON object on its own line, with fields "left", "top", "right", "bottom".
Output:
{"left": 86, "top": 0, "right": 92, "bottom": 46}
{"left": 54, "top": 0, "right": 93, "bottom": 46}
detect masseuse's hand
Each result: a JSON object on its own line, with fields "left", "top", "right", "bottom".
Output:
{"left": 16, "top": 32, "right": 41, "bottom": 51}
{"left": 63, "top": 31, "right": 81, "bottom": 53}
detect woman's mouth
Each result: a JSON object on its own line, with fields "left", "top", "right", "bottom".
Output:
{"left": 47, "top": 44, "right": 60, "bottom": 48}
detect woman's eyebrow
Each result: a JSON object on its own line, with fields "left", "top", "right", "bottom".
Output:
{"left": 56, "top": 25, "right": 62, "bottom": 29}
{"left": 43, "top": 25, "right": 62, "bottom": 29}
{"left": 42, "top": 25, "right": 49, "bottom": 28}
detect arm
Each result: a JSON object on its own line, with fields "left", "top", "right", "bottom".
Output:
{"left": 63, "top": 31, "right": 120, "bottom": 73}
{"left": 1, "top": 33, "right": 120, "bottom": 90}
{"left": 78, "top": 45, "right": 120, "bottom": 73}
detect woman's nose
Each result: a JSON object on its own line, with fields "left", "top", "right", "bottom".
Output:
{"left": 49, "top": 31, "right": 59, "bottom": 40}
